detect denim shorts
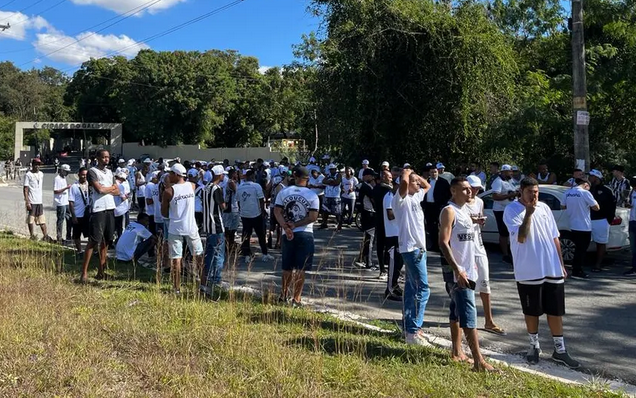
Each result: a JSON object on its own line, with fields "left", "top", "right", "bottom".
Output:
{"left": 168, "top": 233, "right": 203, "bottom": 260}
{"left": 281, "top": 231, "right": 315, "bottom": 271}
{"left": 446, "top": 282, "right": 477, "bottom": 329}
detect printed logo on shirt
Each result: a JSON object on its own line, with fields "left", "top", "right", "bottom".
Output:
{"left": 172, "top": 192, "right": 194, "bottom": 204}
{"left": 457, "top": 232, "right": 475, "bottom": 242}
{"left": 282, "top": 194, "right": 312, "bottom": 224}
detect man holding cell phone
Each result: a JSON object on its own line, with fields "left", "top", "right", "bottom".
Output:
{"left": 439, "top": 177, "right": 495, "bottom": 372}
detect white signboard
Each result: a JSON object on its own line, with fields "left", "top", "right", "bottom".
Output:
{"left": 576, "top": 111, "right": 590, "bottom": 126}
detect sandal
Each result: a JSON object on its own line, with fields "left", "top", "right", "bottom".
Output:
{"left": 483, "top": 325, "right": 507, "bottom": 336}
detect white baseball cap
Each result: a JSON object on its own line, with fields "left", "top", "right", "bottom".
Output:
{"left": 328, "top": 163, "right": 337, "bottom": 169}
{"left": 212, "top": 165, "right": 227, "bottom": 176}
{"left": 118, "top": 159, "right": 125, "bottom": 164}
{"left": 60, "top": 164, "right": 71, "bottom": 172}
{"left": 170, "top": 163, "right": 187, "bottom": 177}
{"left": 127, "top": 159, "right": 135, "bottom": 166}
{"left": 403, "top": 163, "right": 412, "bottom": 169}
{"left": 187, "top": 168, "right": 199, "bottom": 178}
{"left": 511, "top": 165, "right": 519, "bottom": 171}
{"left": 588, "top": 169, "right": 603, "bottom": 179}
{"left": 362, "top": 159, "right": 370, "bottom": 165}
{"left": 436, "top": 162, "right": 445, "bottom": 169}
{"left": 115, "top": 171, "right": 127, "bottom": 179}
{"left": 466, "top": 175, "right": 483, "bottom": 189}
{"left": 501, "top": 164, "right": 512, "bottom": 171}
{"left": 381, "top": 161, "right": 389, "bottom": 167}
{"left": 143, "top": 158, "right": 152, "bottom": 164}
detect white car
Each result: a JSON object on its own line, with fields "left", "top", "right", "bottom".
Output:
{"left": 479, "top": 185, "right": 629, "bottom": 263}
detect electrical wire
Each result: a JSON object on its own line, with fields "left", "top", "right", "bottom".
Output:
{"left": 0, "top": 0, "right": 19, "bottom": 9}
{"left": 0, "top": 0, "right": 48, "bottom": 24}
{"left": 6, "top": 0, "right": 67, "bottom": 28}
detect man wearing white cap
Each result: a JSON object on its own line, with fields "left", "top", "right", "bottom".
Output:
{"left": 320, "top": 163, "right": 343, "bottom": 230}
{"left": 491, "top": 164, "right": 517, "bottom": 264}
{"left": 53, "top": 164, "right": 73, "bottom": 243}
{"left": 161, "top": 163, "right": 204, "bottom": 294}
{"left": 563, "top": 176, "right": 599, "bottom": 279}
{"left": 437, "top": 163, "right": 454, "bottom": 183}
{"left": 358, "top": 159, "right": 370, "bottom": 180}
{"left": 306, "top": 156, "right": 321, "bottom": 174}
{"left": 381, "top": 161, "right": 390, "bottom": 172}
{"left": 466, "top": 175, "right": 505, "bottom": 335}
{"left": 115, "top": 159, "right": 128, "bottom": 177}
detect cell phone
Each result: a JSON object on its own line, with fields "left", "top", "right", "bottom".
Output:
{"left": 468, "top": 280, "right": 476, "bottom": 290}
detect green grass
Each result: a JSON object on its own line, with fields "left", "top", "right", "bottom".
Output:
{"left": 0, "top": 231, "right": 626, "bottom": 397}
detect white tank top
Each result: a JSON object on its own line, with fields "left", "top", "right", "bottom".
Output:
{"left": 464, "top": 198, "right": 487, "bottom": 257}
{"left": 168, "top": 182, "right": 197, "bottom": 237}
{"left": 444, "top": 202, "right": 478, "bottom": 282}
{"left": 537, "top": 172, "right": 556, "bottom": 185}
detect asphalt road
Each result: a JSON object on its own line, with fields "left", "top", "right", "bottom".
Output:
{"left": 1, "top": 169, "right": 635, "bottom": 384}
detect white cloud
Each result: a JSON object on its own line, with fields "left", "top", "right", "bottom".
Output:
{"left": 0, "top": 11, "right": 50, "bottom": 41}
{"left": 258, "top": 66, "right": 272, "bottom": 74}
{"left": 70, "top": 0, "right": 186, "bottom": 15}
{"left": 33, "top": 29, "right": 149, "bottom": 65}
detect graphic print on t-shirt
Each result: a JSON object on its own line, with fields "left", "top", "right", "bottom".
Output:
{"left": 282, "top": 194, "right": 312, "bottom": 225}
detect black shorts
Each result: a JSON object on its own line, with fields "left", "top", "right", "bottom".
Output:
{"left": 89, "top": 210, "right": 115, "bottom": 244}
{"left": 494, "top": 211, "right": 509, "bottom": 237}
{"left": 72, "top": 216, "right": 89, "bottom": 239}
{"left": 517, "top": 281, "right": 565, "bottom": 317}
{"left": 195, "top": 212, "right": 203, "bottom": 228}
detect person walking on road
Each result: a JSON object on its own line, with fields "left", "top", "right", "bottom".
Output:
{"left": 491, "top": 164, "right": 517, "bottom": 264}
{"left": 588, "top": 169, "right": 616, "bottom": 273}
{"left": 392, "top": 167, "right": 431, "bottom": 346}
{"left": 237, "top": 170, "right": 274, "bottom": 263}
{"left": 54, "top": 164, "right": 73, "bottom": 243}
{"left": 23, "top": 158, "right": 51, "bottom": 241}
{"left": 439, "top": 177, "right": 496, "bottom": 372}
{"left": 563, "top": 178, "right": 599, "bottom": 279}
{"left": 504, "top": 177, "right": 581, "bottom": 369}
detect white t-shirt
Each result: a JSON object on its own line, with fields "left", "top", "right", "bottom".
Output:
{"left": 53, "top": 175, "right": 69, "bottom": 207}
{"left": 309, "top": 175, "right": 325, "bottom": 196}
{"left": 503, "top": 201, "right": 564, "bottom": 282}
{"left": 491, "top": 177, "right": 516, "bottom": 211}
{"left": 323, "top": 174, "right": 341, "bottom": 198}
{"left": 115, "top": 222, "right": 153, "bottom": 261}
{"left": 465, "top": 197, "right": 487, "bottom": 257}
{"left": 630, "top": 190, "right": 636, "bottom": 222}
{"left": 89, "top": 167, "right": 116, "bottom": 213}
{"left": 144, "top": 183, "right": 156, "bottom": 216}
{"left": 68, "top": 182, "right": 89, "bottom": 218}
{"left": 392, "top": 189, "right": 427, "bottom": 253}
{"left": 383, "top": 191, "right": 398, "bottom": 238}
{"left": 136, "top": 173, "right": 146, "bottom": 197}
{"left": 341, "top": 176, "right": 358, "bottom": 200}
{"left": 114, "top": 183, "right": 129, "bottom": 217}
{"left": 24, "top": 171, "right": 44, "bottom": 205}
{"left": 564, "top": 186, "right": 598, "bottom": 232}
{"left": 274, "top": 185, "right": 320, "bottom": 233}
{"left": 236, "top": 181, "right": 264, "bottom": 218}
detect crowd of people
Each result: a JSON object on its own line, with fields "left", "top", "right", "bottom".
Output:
{"left": 18, "top": 151, "right": 636, "bottom": 371}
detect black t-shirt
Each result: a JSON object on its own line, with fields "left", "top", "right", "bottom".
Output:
{"left": 203, "top": 184, "right": 225, "bottom": 234}
{"left": 591, "top": 184, "right": 616, "bottom": 223}
{"left": 358, "top": 182, "right": 375, "bottom": 212}
{"left": 372, "top": 184, "right": 392, "bottom": 225}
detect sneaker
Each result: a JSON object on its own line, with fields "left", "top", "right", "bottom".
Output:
{"left": 570, "top": 270, "right": 590, "bottom": 280}
{"left": 261, "top": 254, "right": 275, "bottom": 262}
{"left": 378, "top": 272, "right": 388, "bottom": 282}
{"left": 277, "top": 296, "right": 289, "bottom": 305}
{"left": 552, "top": 351, "right": 581, "bottom": 369}
{"left": 243, "top": 256, "right": 252, "bottom": 264}
{"left": 384, "top": 290, "right": 402, "bottom": 301}
{"left": 526, "top": 346, "right": 541, "bottom": 365}
{"left": 502, "top": 255, "right": 513, "bottom": 265}
{"left": 353, "top": 261, "right": 367, "bottom": 269}
{"left": 368, "top": 265, "right": 379, "bottom": 272}
{"left": 405, "top": 332, "right": 433, "bottom": 347}
{"left": 199, "top": 285, "right": 211, "bottom": 295}
{"left": 623, "top": 269, "right": 636, "bottom": 277}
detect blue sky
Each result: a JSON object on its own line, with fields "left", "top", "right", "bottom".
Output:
{"left": 0, "top": 0, "right": 319, "bottom": 73}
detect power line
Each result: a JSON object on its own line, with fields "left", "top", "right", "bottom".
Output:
{"left": 0, "top": 0, "right": 163, "bottom": 55}
{"left": 0, "top": 0, "right": 19, "bottom": 8}
{"left": 7, "top": 0, "right": 67, "bottom": 28}
{"left": 0, "top": 0, "right": 48, "bottom": 24}
{"left": 18, "top": 0, "right": 164, "bottom": 67}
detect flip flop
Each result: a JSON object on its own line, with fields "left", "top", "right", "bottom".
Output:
{"left": 483, "top": 325, "right": 507, "bottom": 336}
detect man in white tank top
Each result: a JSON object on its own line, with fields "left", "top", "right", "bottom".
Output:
{"left": 439, "top": 177, "right": 495, "bottom": 372}
{"left": 161, "top": 163, "right": 203, "bottom": 294}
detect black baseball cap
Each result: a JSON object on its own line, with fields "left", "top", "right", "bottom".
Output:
{"left": 362, "top": 168, "right": 376, "bottom": 177}
{"left": 293, "top": 166, "right": 310, "bottom": 179}
{"left": 612, "top": 165, "right": 625, "bottom": 173}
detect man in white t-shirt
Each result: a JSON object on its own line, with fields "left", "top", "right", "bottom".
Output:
{"left": 439, "top": 177, "right": 495, "bottom": 372}
{"left": 115, "top": 213, "right": 156, "bottom": 263}
{"left": 563, "top": 178, "right": 599, "bottom": 279}
{"left": 341, "top": 167, "right": 358, "bottom": 226}
{"left": 358, "top": 159, "right": 370, "bottom": 180}
{"left": 23, "top": 158, "right": 51, "bottom": 241}
{"left": 54, "top": 164, "right": 73, "bottom": 243}
{"left": 320, "top": 164, "right": 343, "bottom": 230}
{"left": 274, "top": 166, "right": 320, "bottom": 306}
{"left": 491, "top": 164, "right": 517, "bottom": 264}
{"left": 504, "top": 177, "right": 580, "bottom": 369}
{"left": 80, "top": 150, "right": 120, "bottom": 283}
{"left": 237, "top": 170, "right": 273, "bottom": 262}
{"left": 383, "top": 182, "right": 403, "bottom": 301}
{"left": 391, "top": 167, "right": 431, "bottom": 346}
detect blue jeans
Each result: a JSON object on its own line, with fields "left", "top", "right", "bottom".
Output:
{"left": 203, "top": 233, "right": 225, "bottom": 285}
{"left": 56, "top": 205, "right": 71, "bottom": 241}
{"left": 401, "top": 248, "right": 430, "bottom": 334}
{"left": 446, "top": 282, "right": 477, "bottom": 329}
{"left": 629, "top": 221, "right": 636, "bottom": 269}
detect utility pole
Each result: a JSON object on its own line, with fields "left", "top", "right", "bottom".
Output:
{"left": 571, "top": 0, "right": 590, "bottom": 171}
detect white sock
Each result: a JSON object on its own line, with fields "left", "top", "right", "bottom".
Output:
{"left": 529, "top": 333, "right": 540, "bottom": 349}
{"left": 553, "top": 336, "right": 566, "bottom": 354}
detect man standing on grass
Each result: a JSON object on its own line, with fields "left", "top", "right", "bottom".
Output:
{"left": 80, "top": 150, "right": 120, "bottom": 283}
{"left": 53, "top": 164, "right": 73, "bottom": 244}
{"left": 23, "top": 158, "right": 52, "bottom": 242}
{"left": 69, "top": 167, "right": 90, "bottom": 255}
{"left": 504, "top": 177, "right": 580, "bottom": 368}
{"left": 392, "top": 167, "right": 431, "bottom": 346}
{"left": 439, "top": 177, "right": 496, "bottom": 371}
{"left": 161, "top": 163, "right": 204, "bottom": 295}
{"left": 274, "top": 166, "right": 319, "bottom": 306}
{"left": 200, "top": 165, "right": 227, "bottom": 296}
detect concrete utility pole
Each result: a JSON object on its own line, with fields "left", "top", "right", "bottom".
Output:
{"left": 571, "top": 0, "right": 590, "bottom": 171}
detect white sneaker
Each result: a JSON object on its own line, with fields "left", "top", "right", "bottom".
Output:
{"left": 405, "top": 332, "right": 433, "bottom": 347}
{"left": 243, "top": 256, "right": 252, "bottom": 263}
{"left": 353, "top": 261, "right": 367, "bottom": 268}
{"left": 378, "top": 272, "right": 388, "bottom": 282}
{"left": 261, "top": 254, "right": 275, "bottom": 262}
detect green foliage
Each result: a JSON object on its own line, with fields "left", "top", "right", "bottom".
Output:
{"left": 0, "top": 115, "right": 15, "bottom": 160}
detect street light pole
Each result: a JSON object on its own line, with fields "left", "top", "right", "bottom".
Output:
{"left": 572, "top": 0, "right": 590, "bottom": 171}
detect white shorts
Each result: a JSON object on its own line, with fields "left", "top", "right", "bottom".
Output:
{"left": 168, "top": 233, "right": 204, "bottom": 259}
{"left": 475, "top": 255, "right": 491, "bottom": 294}
{"left": 591, "top": 219, "right": 610, "bottom": 244}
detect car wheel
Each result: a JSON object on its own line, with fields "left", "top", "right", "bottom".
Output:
{"left": 559, "top": 232, "right": 575, "bottom": 264}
